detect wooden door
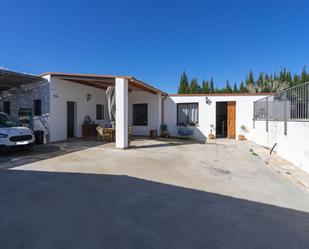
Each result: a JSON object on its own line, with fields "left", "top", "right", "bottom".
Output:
{"left": 67, "top": 102, "right": 75, "bottom": 138}
{"left": 227, "top": 101, "right": 236, "bottom": 139}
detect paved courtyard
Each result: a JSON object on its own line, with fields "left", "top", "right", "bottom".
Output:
{"left": 1, "top": 138, "right": 309, "bottom": 248}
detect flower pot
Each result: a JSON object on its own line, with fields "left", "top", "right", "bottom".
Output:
{"left": 238, "top": 135, "right": 246, "bottom": 140}
{"left": 208, "top": 134, "right": 216, "bottom": 139}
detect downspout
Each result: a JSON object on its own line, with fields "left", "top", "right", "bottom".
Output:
{"left": 161, "top": 94, "right": 168, "bottom": 125}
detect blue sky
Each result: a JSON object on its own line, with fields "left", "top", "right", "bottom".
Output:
{"left": 1, "top": 0, "right": 308, "bottom": 93}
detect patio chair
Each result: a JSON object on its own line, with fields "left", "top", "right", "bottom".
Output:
{"left": 160, "top": 124, "right": 169, "bottom": 138}
{"left": 96, "top": 126, "right": 109, "bottom": 141}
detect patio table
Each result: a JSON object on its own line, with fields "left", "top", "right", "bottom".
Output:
{"left": 105, "top": 128, "right": 115, "bottom": 142}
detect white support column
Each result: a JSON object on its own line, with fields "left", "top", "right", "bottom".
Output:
{"left": 115, "top": 77, "right": 128, "bottom": 149}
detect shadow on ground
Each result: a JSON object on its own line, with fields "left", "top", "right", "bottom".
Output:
{"left": 0, "top": 169, "right": 308, "bottom": 249}
{"left": 0, "top": 138, "right": 105, "bottom": 169}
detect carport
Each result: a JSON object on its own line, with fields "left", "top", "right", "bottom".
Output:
{"left": 0, "top": 69, "right": 43, "bottom": 115}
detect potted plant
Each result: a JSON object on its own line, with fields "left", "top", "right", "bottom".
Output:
{"left": 208, "top": 124, "right": 216, "bottom": 139}
{"left": 238, "top": 125, "right": 247, "bottom": 140}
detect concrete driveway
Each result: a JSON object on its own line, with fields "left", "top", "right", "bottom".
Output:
{"left": 1, "top": 138, "right": 309, "bottom": 248}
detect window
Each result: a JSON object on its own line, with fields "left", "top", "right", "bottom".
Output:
{"left": 33, "top": 99, "right": 42, "bottom": 116}
{"left": 3, "top": 101, "right": 10, "bottom": 115}
{"left": 133, "top": 104, "right": 148, "bottom": 126}
{"left": 177, "top": 103, "right": 199, "bottom": 125}
{"left": 96, "top": 104, "right": 104, "bottom": 120}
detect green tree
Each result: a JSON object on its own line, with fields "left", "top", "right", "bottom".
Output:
{"left": 239, "top": 81, "right": 247, "bottom": 93}
{"left": 189, "top": 78, "right": 199, "bottom": 94}
{"left": 247, "top": 70, "right": 254, "bottom": 85}
{"left": 209, "top": 78, "right": 215, "bottom": 93}
{"left": 225, "top": 80, "right": 232, "bottom": 93}
{"left": 202, "top": 80, "right": 209, "bottom": 93}
{"left": 286, "top": 71, "right": 292, "bottom": 83}
{"left": 178, "top": 71, "right": 189, "bottom": 94}
{"left": 279, "top": 68, "right": 288, "bottom": 82}
{"left": 293, "top": 74, "right": 300, "bottom": 84}
{"left": 301, "top": 66, "right": 308, "bottom": 83}
{"left": 257, "top": 72, "right": 264, "bottom": 88}
{"left": 233, "top": 82, "right": 238, "bottom": 93}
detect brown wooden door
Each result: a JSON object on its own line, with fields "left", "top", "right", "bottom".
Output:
{"left": 227, "top": 101, "right": 236, "bottom": 139}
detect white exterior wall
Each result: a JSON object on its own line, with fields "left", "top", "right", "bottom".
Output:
{"left": 164, "top": 95, "right": 268, "bottom": 142}
{"left": 49, "top": 77, "right": 110, "bottom": 142}
{"left": 251, "top": 121, "right": 309, "bottom": 173}
{"left": 128, "top": 91, "right": 162, "bottom": 136}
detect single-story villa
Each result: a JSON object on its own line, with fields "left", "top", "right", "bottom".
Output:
{"left": 0, "top": 69, "right": 269, "bottom": 149}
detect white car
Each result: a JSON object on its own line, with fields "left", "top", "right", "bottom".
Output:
{"left": 0, "top": 112, "right": 35, "bottom": 150}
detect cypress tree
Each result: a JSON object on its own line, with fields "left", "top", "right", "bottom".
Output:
{"left": 286, "top": 71, "right": 292, "bottom": 82}
{"left": 233, "top": 82, "right": 238, "bottom": 93}
{"left": 257, "top": 72, "right": 264, "bottom": 88}
{"left": 279, "top": 68, "right": 287, "bottom": 82}
{"left": 247, "top": 70, "right": 254, "bottom": 85}
{"left": 293, "top": 74, "right": 300, "bottom": 84}
{"left": 178, "top": 71, "right": 189, "bottom": 94}
{"left": 240, "top": 81, "right": 247, "bottom": 93}
{"left": 189, "top": 78, "right": 199, "bottom": 94}
{"left": 209, "top": 78, "right": 215, "bottom": 93}
{"left": 225, "top": 80, "right": 232, "bottom": 93}
{"left": 301, "top": 66, "right": 307, "bottom": 83}
{"left": 202, "top": 80, "right": 210, "bottom": 93}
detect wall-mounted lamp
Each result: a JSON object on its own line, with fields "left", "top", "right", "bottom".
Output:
{"left": 86, "top": 93, "right": 92, "bottom": 101}
{"left": 205, "top": 96, "right": 212, "bottom": 105}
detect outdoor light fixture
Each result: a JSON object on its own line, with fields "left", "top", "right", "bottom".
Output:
{"left": 205, "top": 97, "right": 212, "bottom": 105}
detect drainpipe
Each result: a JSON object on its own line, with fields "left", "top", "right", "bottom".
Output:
{"left": 161, "top": 94, "right": 168, "bottom": 125}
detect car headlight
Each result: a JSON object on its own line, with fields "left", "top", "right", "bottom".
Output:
{"left": 0, "top": 133, "right": 8, "bottom": 138}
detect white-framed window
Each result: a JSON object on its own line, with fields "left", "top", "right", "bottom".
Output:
{"left": 177, "top": 103, "right": 199, "bottom": 125}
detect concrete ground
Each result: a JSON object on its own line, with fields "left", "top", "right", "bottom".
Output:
{"left": 1, "top": 138, "right": 309, "bottom": 248}
{"left": 0, "top": 138, "right": 103, "bottom": 169}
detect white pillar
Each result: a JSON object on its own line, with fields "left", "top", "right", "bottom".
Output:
{"left": 115, "top": 77, "right": 128, "bottom": 149}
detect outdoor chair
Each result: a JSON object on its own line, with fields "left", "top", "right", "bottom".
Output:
{"left": 160, "top": 124, "right": 169, "bottom": 137}
{"left": 96, "top": 126, "right": 109, "bottom": 141}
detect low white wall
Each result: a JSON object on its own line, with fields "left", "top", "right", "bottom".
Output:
{"left": 128, "top": 91, "right": 161, "bottom": 136}
{"left": 164, "top": 95, "right": 268, "bottom": 142}
{"left": 49, "top": 77, "right": 110, "bottom": 142}
{"left": 251, "top": 120, "right": 309, "bottom": 173}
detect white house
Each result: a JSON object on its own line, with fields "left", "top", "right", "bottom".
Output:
{"left": 164, "top": 93, "right": 270, "bottom": 142}
{"left": 0, "top": 69, "right": 269, "bottom": 149}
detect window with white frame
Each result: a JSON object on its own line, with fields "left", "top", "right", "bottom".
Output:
{"left": 177, "top": 103, "right": 199, "bottom": 126}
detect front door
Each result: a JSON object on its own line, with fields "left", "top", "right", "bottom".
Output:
{"left": 67, "top": 102, "right": 75, "bottom": 138}
{"left": 227, "top": 101, "right": 236, "bottom": 139}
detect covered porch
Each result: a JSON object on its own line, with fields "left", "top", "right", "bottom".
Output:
{"left": 46, "top": 73, "right": 166, "bottom": 149}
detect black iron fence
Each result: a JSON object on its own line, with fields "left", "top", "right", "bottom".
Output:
{"left": 253, "top": 82, "right": 309, "bottom": 134}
